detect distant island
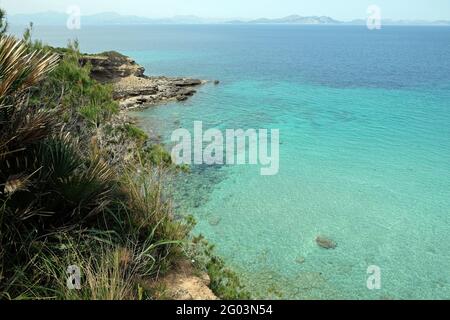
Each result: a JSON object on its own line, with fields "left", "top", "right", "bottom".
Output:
{"left": 7, "top": 11, "right": 450, "bottom": 26}
{"left": 232, "top": 15, "right": 340, "bottom": 24}
{"left": 230, "top": 15, "right": 450, "bottom": 26}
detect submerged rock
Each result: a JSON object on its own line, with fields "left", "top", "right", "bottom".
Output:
{"left": 176, "top": 95, "right": 189, "bottom": 101}
{"left": 208, "top": 216, "right": 221, "bottom": 226}
{"left": 316, "top": 236, "right": 337, "bottom": 249}
{"left": 295, "top": 256, "right": 306, "bottom": 264}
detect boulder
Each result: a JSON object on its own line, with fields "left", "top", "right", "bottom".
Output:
{"left": 295, "top": 256, "right": 306, "bottom": 264}
{"left": 316, "top": 236, "right": 337, "bottom": 249}
{"left": 173, "top": 79, "right": 202, "bottom": 87}
{"left": 176, "top": 95, "right": 189, "bottom": 101}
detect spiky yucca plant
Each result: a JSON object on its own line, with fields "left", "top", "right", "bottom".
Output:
{"left": 0, "top": 36, "right": 59, "bottom": 169}
{"left": 0, "top": 35, "right": 59, "bottom": 200}
{"left": 0, "top": 35, "right": 59, "bottom": 101}
{"left": 0, "top": 33, "right": 189, "bottom": 300}
{"left": 0, "top": 35, "right": 119, "bottom": 297}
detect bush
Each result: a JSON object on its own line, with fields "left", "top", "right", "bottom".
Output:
{"left": 0, "top": 34, "right": 186, "bottom": 300}
{"left": 0, "top": 23, "right": 248, "bottom": 300}
{"left": 123, "top": 124, "right": 148, "bottom": 143}
{"left": 186, "top": 234, "right": 251, "bottom": 300}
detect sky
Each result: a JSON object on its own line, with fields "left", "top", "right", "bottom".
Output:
{"left": 1, "top": 0, "right": 450, "bottom": 20}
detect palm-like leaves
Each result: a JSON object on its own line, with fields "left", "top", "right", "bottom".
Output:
{"left": 0, "top": 33, "right": 187, "bottom": 300}
{"left": 0, "top": 35, "right": 115, "bottom": 238}
{"left": 0, "top": 35, "right": 59, "bottom": 101}
{"left": 0, "top": 36, "right": 60, "bottom": 162}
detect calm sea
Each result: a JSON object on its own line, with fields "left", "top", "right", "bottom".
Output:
{"left": 14, "top": 24, "right": 450, "bottom": 299}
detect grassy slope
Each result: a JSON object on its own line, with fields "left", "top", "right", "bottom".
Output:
{"left": 0, "top": 29, "right": 249, "bottom": 300}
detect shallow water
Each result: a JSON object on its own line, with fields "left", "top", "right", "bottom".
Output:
{"left": 20, "top": 24, "right": 450, "bottom": 299}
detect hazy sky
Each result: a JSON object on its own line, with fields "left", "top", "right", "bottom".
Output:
{"left": 1, "top": 0, "right": 450, "bottom": 20}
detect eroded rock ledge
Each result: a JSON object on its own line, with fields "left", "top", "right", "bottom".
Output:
{"left": 80, "top": 52, "right": 219, "bottom": 300}
{"left": 81, "top": 51, "right": 205, "bottom": 109}
{"left": 145, "top": 260, "right": 218, "bottom": 300}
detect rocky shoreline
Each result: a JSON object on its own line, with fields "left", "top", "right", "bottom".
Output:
{"left": 81, "top": 51, "right": 219, "bottom": 300}
{"left": 81, "top": 51, "right": 207, "bottom": 109}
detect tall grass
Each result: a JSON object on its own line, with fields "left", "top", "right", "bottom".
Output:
{"left": 0, "top": 33, "right": 188, "bottom": 300}
{"left": 0, "top": 24, "right": 249, "bottom": 300}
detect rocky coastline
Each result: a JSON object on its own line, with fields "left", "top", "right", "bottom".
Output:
{"left": 81, "top": 51, "right": 206, "bottom": 109}
{"left": 81, "top": 51, "right": 220, "bottom": 300}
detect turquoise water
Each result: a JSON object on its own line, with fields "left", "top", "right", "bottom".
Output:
{"left": 21, "top": 25, "right": 450, "bottom": 299}
{"left": 136, "top": 81, "right": 450, "bottom": 300}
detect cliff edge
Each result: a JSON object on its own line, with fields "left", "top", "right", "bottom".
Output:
{"left": 81, "top": 51, "right": 205, "bottom": 109}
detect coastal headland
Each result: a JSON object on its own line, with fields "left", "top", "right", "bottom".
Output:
{"left": 81, "top": 51, "right": 220, "bottom": 300}
{"left": 80, "top": 51, "right": 207, "bottom": 109}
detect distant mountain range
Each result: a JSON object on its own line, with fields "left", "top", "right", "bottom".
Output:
{"left": 233, "top": 15, "right": 450, "bottom": 26}
{"left": 7, "top": 11, "right": 226, "bottom": 26}
{"left": 7, "top": 12, "right": 450, "bottom": 26}
{"left": 345, "top": 18, "right": 450, "bottom": 26}
{"left": 232, "top": 15, "right": 341, "bottom": 24}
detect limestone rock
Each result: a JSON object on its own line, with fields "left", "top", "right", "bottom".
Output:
{"left": 145, "top": 260, "right": 218, "bottom": 300}
{"left": 80, "top": 51, "right": 145, "bottom": 82}
{"left": 80, "top": 51, "right": 205, "bottom": 110}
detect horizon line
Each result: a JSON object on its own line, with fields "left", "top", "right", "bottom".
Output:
{"left": 6, "top": 11, "right": 450, "bottom": 23}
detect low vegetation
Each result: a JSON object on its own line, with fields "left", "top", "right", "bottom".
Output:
{"left": 0, "top": 12, "right": 249, "bottom": 300}
{"left": 0, "top": 32, "right": 186, "bottom": 300}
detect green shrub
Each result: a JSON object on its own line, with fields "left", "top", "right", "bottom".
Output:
{"left": 0, "top": 34, "right": 185, "bottom": 300}
{"left": 29, "top": 43, "right": 119, "bottom": 130}
{"left": 123, "top": 124, "right": 148, "bottom": 143}
{"left": 140, "top": 144, "right": 173, "bottom": 167}
{"left": 186, "top": 233, "right": 251, "bottom": 300}
{"left": 0, "top": 18, "right": 248, "bottom": 300}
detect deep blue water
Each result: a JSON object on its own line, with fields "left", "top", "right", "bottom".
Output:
{"left": 15, "top": 24, "right": 450, "bottom": 299}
